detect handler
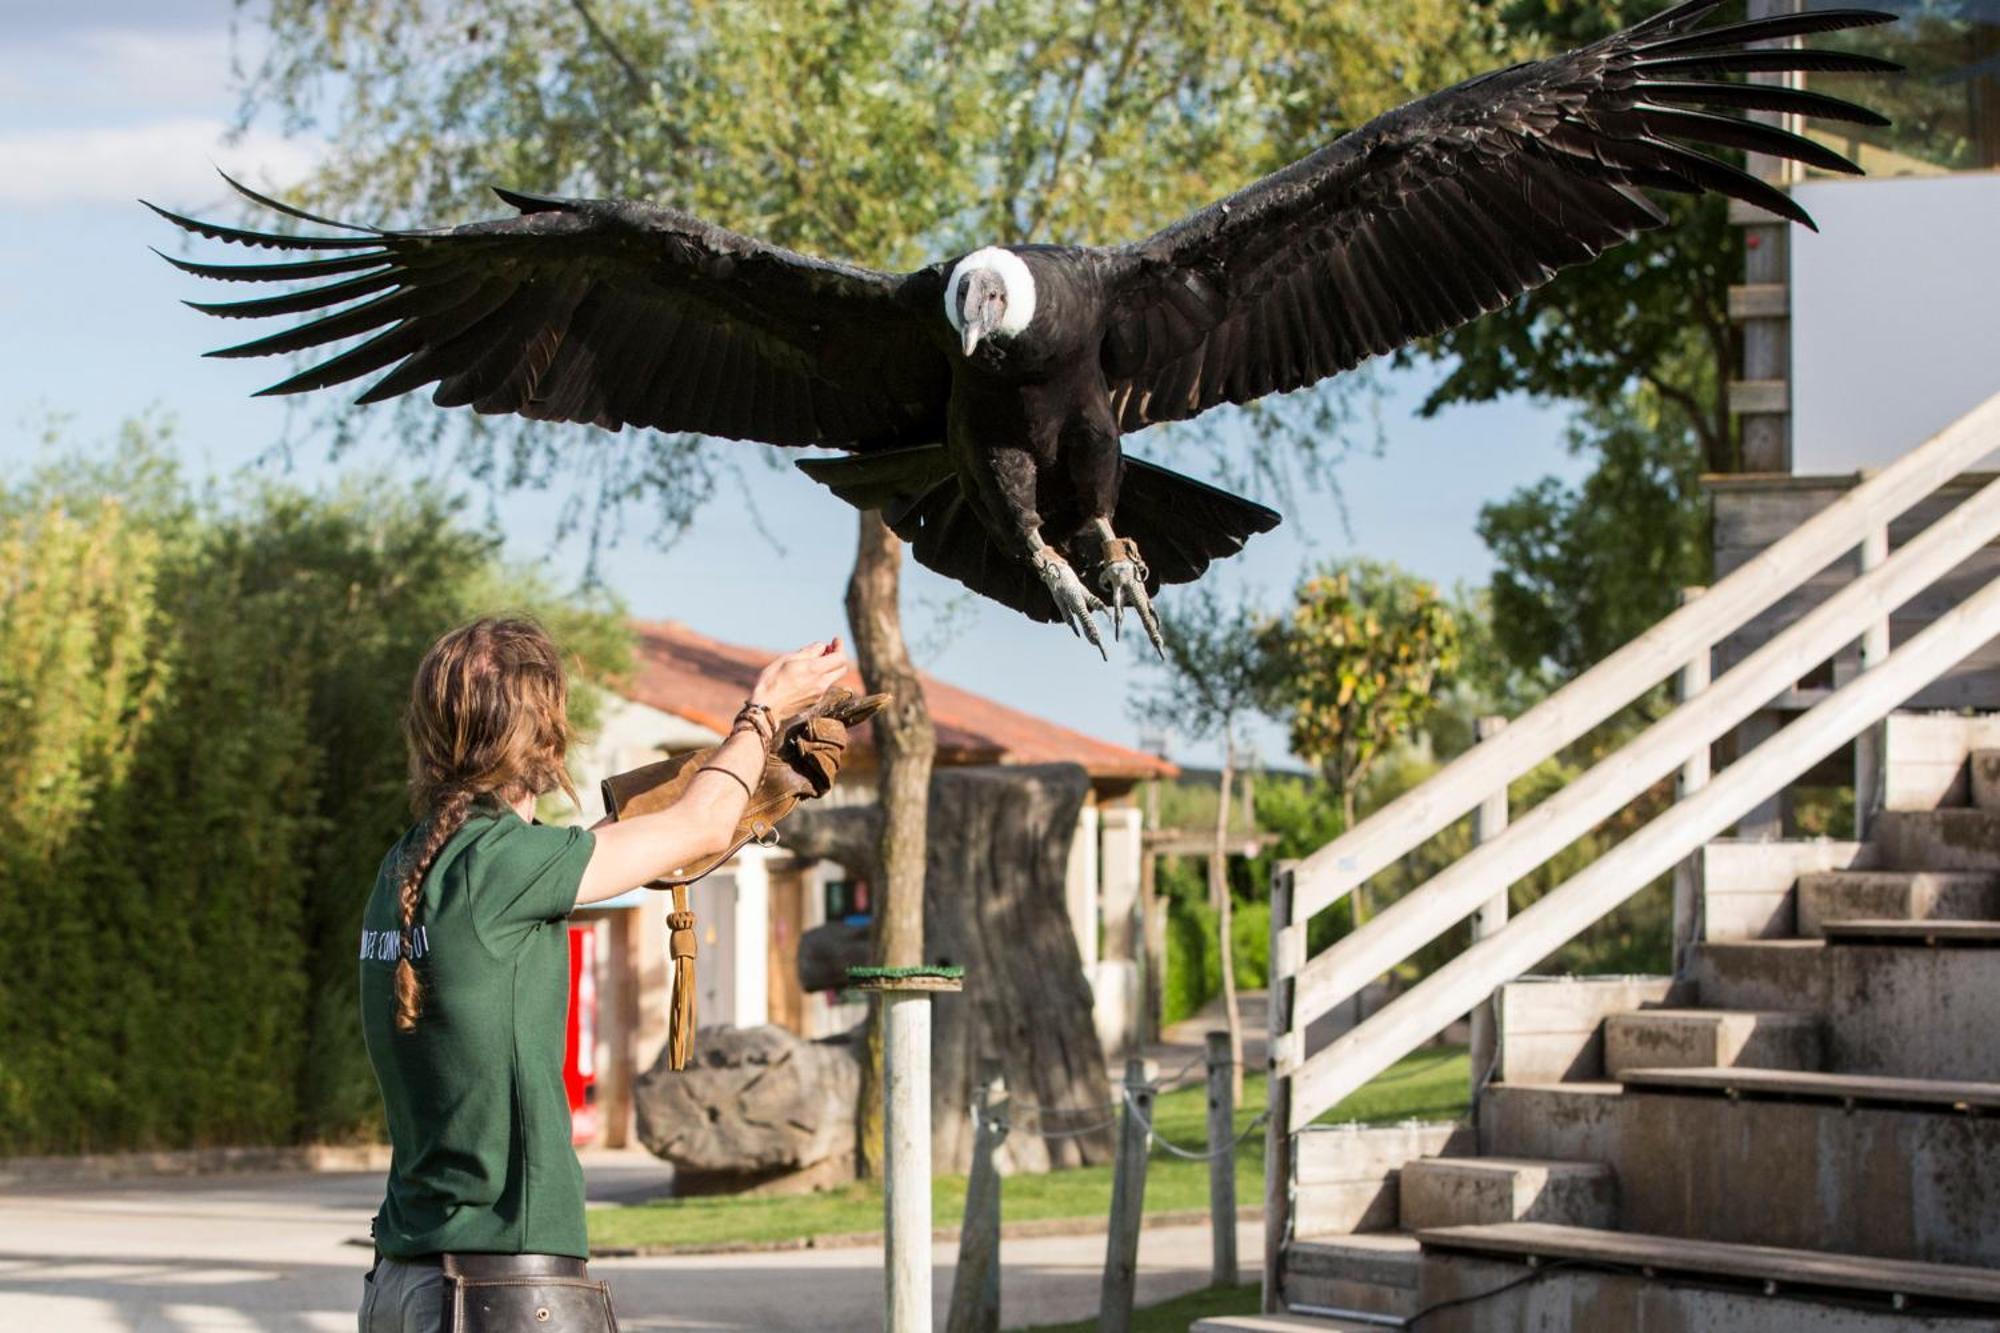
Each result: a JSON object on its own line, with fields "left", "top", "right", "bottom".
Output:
{"left": 356, "top": 615, "right": 850, "bottom": 1332}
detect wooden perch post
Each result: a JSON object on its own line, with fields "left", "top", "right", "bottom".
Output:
{"left": 850, "top": 965, "right": 965, "bottom": 1333}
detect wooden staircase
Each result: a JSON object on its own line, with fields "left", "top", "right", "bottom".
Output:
{"left": 1194, "top": 393, "right": 2000, "bottom": 1333}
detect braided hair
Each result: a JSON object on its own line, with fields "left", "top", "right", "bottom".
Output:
{"left": 393, "top": 617, "right": 580, "bottom": 1031}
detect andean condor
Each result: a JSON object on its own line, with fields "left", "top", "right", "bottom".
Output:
{"left": 150, "top": 0, "right": 1897, "bottom": 657}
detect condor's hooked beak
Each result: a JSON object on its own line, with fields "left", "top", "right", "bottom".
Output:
{"left": 958, "top": 270, "right": 1008, "bottom": 357}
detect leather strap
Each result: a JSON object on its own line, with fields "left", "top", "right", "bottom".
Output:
{"left": 404, "top": 1253, "right": 591, "bottom": 1278}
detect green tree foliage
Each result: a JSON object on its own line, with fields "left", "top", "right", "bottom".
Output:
{"left": 1476, "top": 399, "right": 1707, "bottom": 685}
{"left": 0, "top": 427, "right": 629, "bottom": 1154}
{"left": 1267, "top": 561, "right": 1460, "bottom": 835}
{"left": 1132, "top": 582, "right": 1277, "bottom": 1093}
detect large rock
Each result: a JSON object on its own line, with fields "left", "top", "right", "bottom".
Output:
{"left": 785, "top": 763, "right": 1117, "bottom": 1174}
{"left": 634, "top": 1024, "right": 861, "bottom": 1195}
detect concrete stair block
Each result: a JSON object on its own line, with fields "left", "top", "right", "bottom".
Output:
{"left": 1697, "top": 838, "right": 1869, "bottom": 941}
{"left": 1292, "top": 1121, "right": 1473, "bottom": 1237}
{"left": 1974, "top": 749, "right": 2000, "bottom": 812}
{"left": 1479, "top": 1081, "right": 2000, "bottom": 1267}
{"left": 1283, "top": 1233, "right": 1420, "bottom": 1318}
{"left": 1494, "top": 975, "right": 1678, "bottom": 1084}
{"left": 1194, "top": 1317, "right": 1379, "bottom": 1333}
{"left": 1397, "top": 1156, "right": 1616, "bottom": 1232}
{"left": 1411, "top": 1223, "right": 2000, "bottom": 1333}
{"left": 1692, "top": 939, "right": 2000, "bottom": 1081}
{"left": 1603, "top": 1009, "right": 1821, "bottom": 1078}
{"left": 1872, "top": 810, "right": 2000, "bottom": 872}
{"left": 1796, "top": 870, "right": 2000, "bottom": 938}
{"left": 1879, "top": 714, "right": 2000, "bottom": 812}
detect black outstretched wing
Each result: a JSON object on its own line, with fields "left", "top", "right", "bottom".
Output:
{"left": 149, "top": 177, "right": 953, "bottom": 450}
{"left": 1104, "top": 0, "right": 1896, "bottom": 432}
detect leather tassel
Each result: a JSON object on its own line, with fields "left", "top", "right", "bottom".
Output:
{"left": 666, "top": 882, "right": 698, "bottom": 1071}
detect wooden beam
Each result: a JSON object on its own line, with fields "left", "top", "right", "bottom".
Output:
{"left": 1729, "top": 379, "right": 1790, "bottom": 416}
{"left": 1287, "top": 468, "right": 2000, "bottom": 1050}
{"left": 1285, "top": 390, "right": 2000, "bottom": 927}
{"left": 1728, "top": 283, "right": 1789, "bottom": 320}
{"left": 1291, "top": 568, "right": 2000, "bottom": 1130}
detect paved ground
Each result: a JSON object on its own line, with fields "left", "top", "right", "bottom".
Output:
{"left": 0, "top": 1151, "right": 1255, "bottom": 1331}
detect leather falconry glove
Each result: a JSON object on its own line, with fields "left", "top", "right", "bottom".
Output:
{"left": 599, "top": 686, "right": 889, "bottom": 1070}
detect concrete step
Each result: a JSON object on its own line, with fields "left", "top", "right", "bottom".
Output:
{"left": 1412, "top": 1223, "right": 2000, "bottom": 1331}
{"left": 1872, "top": 809, "right": 2000, "bottom": 871}
{"left": 1480, "top": 1081, "right": 2000, "bottom": 1266}
{"left": 1823, "top": 919, "right": 2000, "bottom": 946}
{"left": 1796, "top": 870, "right": 2000, "bottom": 938}
{"left": 1697, "top": 837, "right": 1870, "bottom": 941}
{"left": 1292, "top": 1120, "right": 1473, "bottom": 1237}
{"left": 1492, "top": 975, "right": 1679, "bottom": 1084}
{"left": 1282, "top": 1232, "right": 1420, "bottom": 1318}
{"left": 1617, "top": 1065, "right": 2000, "bottom": 1112}
{"left": 1693, "top": 939, "right": 2000, "bottom": 1080}
{"left": 1398, "top": 1156, "right": 1616, "bottom": 1232}
{"left": 1972, "top": 749, "right": 2000, "bottom": 811}
{"left": 1192, "top": 1316, "right": 1378, "bottom": 1333}
{"left": 1603, "top": 1008, "right": 1821, "bottom": 1077}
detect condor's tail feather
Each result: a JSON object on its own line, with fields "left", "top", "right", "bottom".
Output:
{"left": 795, "top": 447, "right": 1280, "bottom": 623}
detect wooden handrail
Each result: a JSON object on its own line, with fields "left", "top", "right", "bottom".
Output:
{"left": 1289, "top": 566, "right": 2000, "bottom": 1129}
{"left": 1286, "top": 390, "right": 2000, "bottom": 926}
{"left": 1281, "top": 469, "right": 2000, "bottom": 1043}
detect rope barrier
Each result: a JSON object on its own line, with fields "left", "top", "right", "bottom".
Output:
{"left": 1122, "top": 1091, "right": 1270, "bottom": 1161}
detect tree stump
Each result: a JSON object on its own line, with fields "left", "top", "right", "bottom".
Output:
{"left": 633, "top": 1024, "right": 861, "bottom": 1195}
{"left": 785, "top": 762, "right": 1116, "bottom": 1172}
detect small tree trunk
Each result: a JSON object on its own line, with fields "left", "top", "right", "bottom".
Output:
{"left": 846, "top": 510, "right": 937, "bottom": 1178}
{"left": 1340, "top": 785, "right": 1367, "bottom": 927}
{"left": 1212, "top": 741, "right": 1244, "bottom": 1103}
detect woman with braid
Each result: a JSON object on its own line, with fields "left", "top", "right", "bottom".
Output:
{"left": 357, "top": 616, "right": 849, "bottom": 1332}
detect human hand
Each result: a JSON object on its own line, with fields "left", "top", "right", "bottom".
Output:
{"left": 749, "top": 638, "right": 852, "bottom": 719}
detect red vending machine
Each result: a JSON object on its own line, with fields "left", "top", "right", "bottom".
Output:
{"left": 564, "top": 924, "right": 600, "bottom": 1146}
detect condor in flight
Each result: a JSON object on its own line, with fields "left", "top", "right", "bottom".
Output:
{"left": 152, "top": 0, "right": 1896, "bottom": 657}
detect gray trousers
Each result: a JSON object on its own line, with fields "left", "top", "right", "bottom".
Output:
{"left": 358, "top": 1257, "right": 447, "bottom": 1333}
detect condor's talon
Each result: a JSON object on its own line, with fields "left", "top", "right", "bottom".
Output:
{"left": 1098, "top": 556, "right": 1166, "bottom": 659}
{"left": 1034, "top": 549, "right": 1108, "bottom": 658}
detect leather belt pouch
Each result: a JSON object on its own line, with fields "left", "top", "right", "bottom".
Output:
{"left": 439, "top": 1254, "right": 617, "bottom": 1332}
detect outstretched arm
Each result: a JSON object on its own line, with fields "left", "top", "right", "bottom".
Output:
{"left": 574, "top": 640, "right": 851, "bottom": 905}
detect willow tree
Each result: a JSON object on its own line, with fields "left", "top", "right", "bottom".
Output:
{"left": 236, "top": 0, "right": 1519, "bottom": 1170}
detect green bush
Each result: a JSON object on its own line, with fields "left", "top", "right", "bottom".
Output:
{"left": 0, "top": 431, "right": 629, "bottom": 1155}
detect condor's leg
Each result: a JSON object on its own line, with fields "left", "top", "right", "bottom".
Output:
{"left": 973, "top": 440, "right": 1109, "bottom": 656}
{"left": 1065, "top": 425, "right": 1166, "bottom": 658}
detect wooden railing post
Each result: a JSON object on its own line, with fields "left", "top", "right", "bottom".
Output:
{"left": 1672, "top": 587, "right": 1712, "bottom": 975}
{"left": 1468, "top": 716, "right": 1509, "bottom": 1098}
{"left": 1205, "top": 1030, "right": 1238, "bottom": 1287}
{"left": 1262, "top": 861, "right": 1298, "bottom": 1314}
{"left": 946, "top": 1068, "right": 1005, "bottom": 1333}
{"left": 1855, "top": 524, "right": 1891, "bottom": 837}
{"left": 1100, "top": 1057, "right": 1154, "bottom": 1333}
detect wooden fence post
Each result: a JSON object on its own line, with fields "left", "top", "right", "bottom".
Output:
{"left": 1262, "top": 861, "right": 1298, "bottom": 1314}
{"left": 1672, "top": 586, "right": 1712, "bottom": 975}
{"left": 1205, "top": 1030, "right": 1237, "bottom": 1286}
{"left": 1854, "top": 525, "right": 1890, "bottom": 838}
{"left": 1099, "top": 1057, "right": 1154, "bottom": 1333}
{"left": 946, "top": 1069, "right": 1005, "bottom": 1333}
{"left": 1468, "top": 716, "right": 1509, "bottom": 1097}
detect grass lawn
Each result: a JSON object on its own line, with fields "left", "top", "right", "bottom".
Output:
{"left": 588, "top": 1045, "right": 1467, "bottom": 1253}
{"left": 1006, "top": 1282, "right": 1259, "bottom": 1332}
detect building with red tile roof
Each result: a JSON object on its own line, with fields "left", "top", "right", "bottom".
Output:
{"left": 624, "top": 619, "right": 1176, "bottom": 791}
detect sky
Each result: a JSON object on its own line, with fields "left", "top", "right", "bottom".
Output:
{"left": 0, "top": 0, "right": 1587, "bottom": 768}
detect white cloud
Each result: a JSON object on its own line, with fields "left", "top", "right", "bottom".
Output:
{"left": 0, "top": 119, "right": 320, "bottom": 208}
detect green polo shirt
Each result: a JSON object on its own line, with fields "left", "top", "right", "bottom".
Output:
{"left": 359, "top": 799, "right": 596, "bottom": 1258}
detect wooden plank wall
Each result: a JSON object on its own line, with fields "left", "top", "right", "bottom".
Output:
{"left": 1708, "top": 473, "right": 2000, "bottom": 711}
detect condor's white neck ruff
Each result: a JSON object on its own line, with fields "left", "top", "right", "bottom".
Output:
{"left": 944, "top": 247, "right": 1037, "bottom": 338}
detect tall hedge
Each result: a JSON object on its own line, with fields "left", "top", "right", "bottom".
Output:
{"left": 0, "top": 440, "right": 628, "bottom": 1155}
